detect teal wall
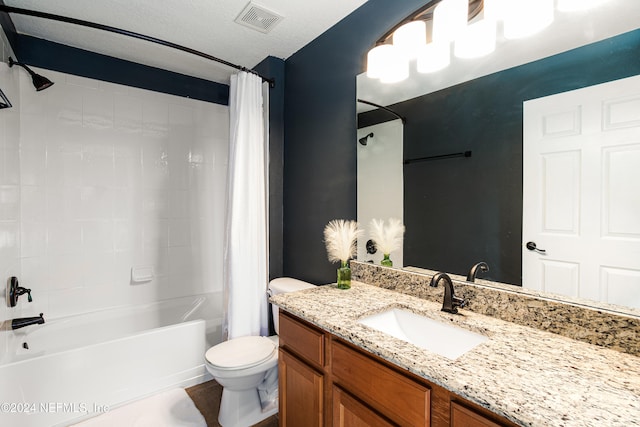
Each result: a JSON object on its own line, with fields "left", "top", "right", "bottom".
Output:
{"left": 283, "top": 0, "right": 426, "bottom": 284}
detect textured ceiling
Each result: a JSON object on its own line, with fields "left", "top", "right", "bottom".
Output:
{"left": 4, "top": 0, "right": 368, "bottom": 84}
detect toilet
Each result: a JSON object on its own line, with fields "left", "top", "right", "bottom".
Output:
{"left": 205, "top": 277, "right": 315, "bottom": 427}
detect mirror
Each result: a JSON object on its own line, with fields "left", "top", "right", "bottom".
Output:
{"left": 356, "top": 1, "right": 640, "bottom": 310}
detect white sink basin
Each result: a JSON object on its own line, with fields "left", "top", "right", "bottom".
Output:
{"left": 358, "top": 308, "right": 488, "bottom": 360}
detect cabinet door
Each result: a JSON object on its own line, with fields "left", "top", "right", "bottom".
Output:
{"left": 451, "top": 402, "right": 504, "bottom": 427}
{"left": 279, "top": 349, "right": 323, "bottom": 427}
{"left": 333, "top": 386, "right": 394, "bottom": 427}
{"left": 332, "top": 340, "right": 430, "bottom": 426}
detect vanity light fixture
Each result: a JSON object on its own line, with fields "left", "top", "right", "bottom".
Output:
{"left": 365, "top": 0, "right": 484, "bottom": 83}
{"left": 366, "top": 0, "right": 601, "bottom": 84}
{"left": 8, "top": 57, "right": 54, "bottom": 91}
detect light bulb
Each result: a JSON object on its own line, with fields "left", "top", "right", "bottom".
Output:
{"left": 417, "top": 42, "right": 450, "bottom": 73}
{"left": 433, "top": 0, "right": 468, "bottom": 43}
{"left": 393, "top": 21, "right": 427, "bottom": 60}
{"left": 367, "top": 45, "right": 393, "bottom": 79}
{"left": 455, "top": 19, "right": 496, "bottom": 59}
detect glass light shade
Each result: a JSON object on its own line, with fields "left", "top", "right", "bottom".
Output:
{"left": 367, "top": 45, "right": 393, "bottom": 79}
{"left": 454, "top": 19, "right": 496, "bottom": 59}
{"left": 503, "top": 0, "right": 554, "bottom": 39}
{"left": 416, "top": 42, "right": 450, "bottom": 73}
{"left": 557, "top": 0, "right": 609, "bottom": 11}
{"left": 483, "top": 0, "right": 508, "bottom": 21}
{"left": 433, "top": 0, "right": 468, "bottom": 43}
{"left": 379, "top": 48, "right": 409, "bottom": 83}
{"left": 393, "top": 20, "right": 426, "bottom": 59}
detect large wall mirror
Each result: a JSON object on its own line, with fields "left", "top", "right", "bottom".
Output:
{"left": 356, "top": 0, "right": 640, "bottom": 311}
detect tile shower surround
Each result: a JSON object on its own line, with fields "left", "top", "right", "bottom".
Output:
{"left": 351, "top": 261, "right": 640, "bottom": 356}
{"left": 0, "top": 42, "right": 228, "bottom": 322}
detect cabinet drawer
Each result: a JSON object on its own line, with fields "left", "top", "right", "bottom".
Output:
{"left": 279, "top": 312, "right": 325, "bottom": 367}
{"left": 451, "top": 402, "right": 504, "bottom": 427}
{"left": 333, "top": 385, "right": 394, "bottom": 427}
{"left": 332, "top": 340, "right": 430, "bottom": 426}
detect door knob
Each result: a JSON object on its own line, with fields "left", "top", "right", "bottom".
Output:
{"left": 526, "top": 241, "right": 546, "bottom": 254}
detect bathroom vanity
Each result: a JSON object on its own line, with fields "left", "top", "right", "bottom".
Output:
{"left": 271, "top": 281, "right": 640, "bottom": 426}
{"left": 278, "top": 310, "right": 515, "bottom": 426}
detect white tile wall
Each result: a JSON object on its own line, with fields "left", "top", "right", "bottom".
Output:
{"left": 6, "top": 63, "right": 228, "bottom": 319}
{"left": 0, "top": 31, "right": 21, "bottom": 328}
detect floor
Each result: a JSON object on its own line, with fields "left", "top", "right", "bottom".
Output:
{"left": 185, "top": 380, "right": 279, "bottom": 427}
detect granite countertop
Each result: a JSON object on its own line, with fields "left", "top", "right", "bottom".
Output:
{"left": 270, "top": 281, "right": 640, "bottom": 427}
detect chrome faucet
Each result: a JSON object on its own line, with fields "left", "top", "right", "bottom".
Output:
{"left": 466, "top": 262, "right": 489, "bottom": 282}
{"left": 429, "top": 272, "right": 467, "bottom": 314}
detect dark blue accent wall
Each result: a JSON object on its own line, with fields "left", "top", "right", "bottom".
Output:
{"left": 283, "top": 0, "right": 426, "bottom": 284}
{"left": 254, "top": 56, "right": 286, "bottom": 280}
{"left": 15, "top": 35, "right": 229, "bottom": 105}
{"left": 285, "top": 2, "right": 640, "bottom": 285}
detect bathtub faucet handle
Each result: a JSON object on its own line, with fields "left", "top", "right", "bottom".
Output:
{"left": 7, "top": 277, "right": 33, "bottom": 307}
{"left": 16, "top": 285, "right": 32, "bottom": 302}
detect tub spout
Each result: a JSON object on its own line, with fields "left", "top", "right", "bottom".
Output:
{"left": 11, "top": 313, "right": 45, "bottom": 330}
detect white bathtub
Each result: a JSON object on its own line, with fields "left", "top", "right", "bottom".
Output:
{"left": 0, "top": 293, "right": 222, "bottom": 427}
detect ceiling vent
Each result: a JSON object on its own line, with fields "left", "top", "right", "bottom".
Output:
{"left": 235, "top": 2, "right": 283, "bottom": 34}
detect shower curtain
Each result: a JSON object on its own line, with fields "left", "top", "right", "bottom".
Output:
{"left": 223, "top": 71, "right": 269, "bottom": 340}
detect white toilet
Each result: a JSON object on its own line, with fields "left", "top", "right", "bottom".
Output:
{"left": 205, "top": 277, "right": 315, "bottom": 427}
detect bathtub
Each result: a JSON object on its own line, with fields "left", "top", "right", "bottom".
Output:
{"left": 0, "top": 293, "right": 222, "bottom": 427}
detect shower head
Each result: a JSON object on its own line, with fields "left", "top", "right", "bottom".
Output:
{"left": 359, "top": 132, "right": 374, "bottom": 146}
{"left": 8, "top": 57, "right": 54, "bottom": 91}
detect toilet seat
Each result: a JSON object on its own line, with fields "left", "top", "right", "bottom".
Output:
{"left": 205, "top": 336, "right": 276, "bottom": 370}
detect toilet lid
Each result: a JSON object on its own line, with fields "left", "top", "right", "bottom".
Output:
{"left": 206, "top": 336, "right": 277, "bottom": 370}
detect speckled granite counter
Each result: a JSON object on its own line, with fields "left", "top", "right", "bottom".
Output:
{"left": 270, "top": 281, "right": 640, "bottom": 427}
{"left": 352, "top": 261, "right": 640, "bottom": 356}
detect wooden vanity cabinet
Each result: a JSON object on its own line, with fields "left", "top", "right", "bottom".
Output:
{"left": 332, "top": 385, "right": 394, "bottom": 427}
{"left": 450, "top": 402, "right": 504, "bottom": 427}
{"left": 278, "top": 311, "right": 518, "bottom": 427}
{"left": 278, "top": 311, "right": 326, "bottom": 427}
{"left": 279, "top": 349, "right": 324, "bottom": 427}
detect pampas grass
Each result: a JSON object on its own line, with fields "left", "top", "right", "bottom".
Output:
{"left": 324, "top": 219, "right": 362, "bottom": 263}
{"left": 369, "top": 218, "right": 405, "bottom": 255}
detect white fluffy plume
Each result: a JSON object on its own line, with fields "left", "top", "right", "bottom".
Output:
{"left": 369, "top": 218, "right": 405, "bottom": 254}
{"left": 324, "top": 219, "right": 362, "bottom": 263}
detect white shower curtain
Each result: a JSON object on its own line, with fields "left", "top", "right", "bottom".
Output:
{"left": 223, "top": 71, "right": 269, "bottom": 340}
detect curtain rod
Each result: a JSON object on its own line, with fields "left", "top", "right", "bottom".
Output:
{"left": 404, "top": 151, "right": 472, "bottom": 165}
{"left": 357, "top": 98, "right": 406, "bottom": 124}
{"left": 0, "top": 5, "right": 276, "bottom": 88}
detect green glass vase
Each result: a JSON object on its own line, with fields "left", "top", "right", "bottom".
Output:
{"left": 381, "top": 253, "right": 393, "bottom": 267}
{"left": 337, "top": 260, "right": 351, "bottom": 289}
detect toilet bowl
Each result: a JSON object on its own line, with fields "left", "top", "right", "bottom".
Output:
{"left": 205, "top": 277, "right": 315, "bottom": 427}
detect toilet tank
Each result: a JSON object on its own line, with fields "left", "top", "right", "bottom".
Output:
{"left": 268, "top": 278, "right": 315, "bottom": 334}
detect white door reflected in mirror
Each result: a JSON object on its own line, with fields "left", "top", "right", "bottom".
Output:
{"left": 523, "top": 74, "right": 640, "bottom": 309}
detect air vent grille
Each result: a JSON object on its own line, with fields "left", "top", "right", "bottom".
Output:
{"left": 235, "top": 2, "right": 283, "bottom": 34}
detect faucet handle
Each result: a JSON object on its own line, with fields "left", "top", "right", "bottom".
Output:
{"left": 453, "top": 295, "right": 467, "bottom": 309}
